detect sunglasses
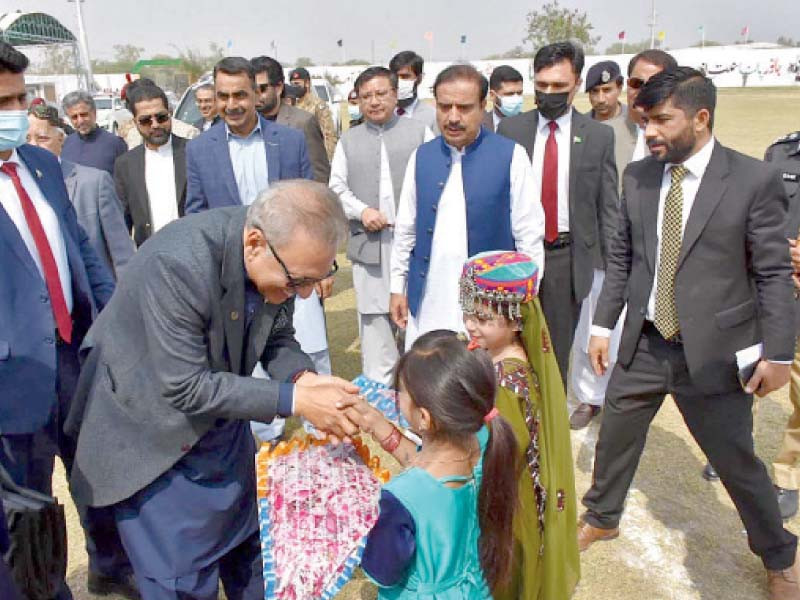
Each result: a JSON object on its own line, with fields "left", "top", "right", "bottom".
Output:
{"left": 627, "top": 77, "right": 646, "bottom": 90}
{"left": 266, "top": 238, "right": 338, "bottom": 290}
{"left": 137, "top": 112, "right": 170, "bottom": 127}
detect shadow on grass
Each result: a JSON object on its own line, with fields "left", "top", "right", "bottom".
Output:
{"left": 637, "top": 423, "right": 769, "bottom": 599}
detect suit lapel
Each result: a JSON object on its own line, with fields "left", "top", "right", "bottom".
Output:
{"left": 523, "top": 110, "right": 539, "bottom": 159}
{"left": 677, "top": 142, "right": 728, "bottom": 269}
{"left": 568, "top": 110, "right": 587, "bottom": 224}
{"left": 261, "top": 117, "right": 280, "bottom": 183}
{"left": 131, "top": 146, "right": 152, "bottom": 224}
{"left": 0, "top": 202, "right": 40, "bottom": 278}
{"left": 638, "top": 158, "right": 664, "bottom": 273}
{"left": 220, "top": 212, "right": 247, "bottom": 374}
{"left": 211, "top": 126, "right": 241, "bottom": 204}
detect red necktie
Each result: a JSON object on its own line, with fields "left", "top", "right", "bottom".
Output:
{"left": 541, "top": 121, "right": 559, "bottom": 243}
{"left": 1, "top": 162, "right": 72, "bottom": 343}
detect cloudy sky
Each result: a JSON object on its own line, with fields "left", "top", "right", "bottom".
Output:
{"left": 6, "top": 0, "right": 797, "bottom": 64}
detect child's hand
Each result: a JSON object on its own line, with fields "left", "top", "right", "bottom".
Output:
{"left": 338, "top": 396, "right": 387, "bottom": 435}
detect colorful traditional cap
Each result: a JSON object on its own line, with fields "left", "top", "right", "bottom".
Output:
{"left": 459, "top": 251, "right": 539, "bottom": 321}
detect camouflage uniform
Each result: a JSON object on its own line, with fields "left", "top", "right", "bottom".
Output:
{"left": 295, "top": 91, "right": 338, "bottom": 160}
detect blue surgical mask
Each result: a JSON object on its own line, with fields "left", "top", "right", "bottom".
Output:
{"left": 347, "top": 104, "right": 362, "bottom": 121}
{"left": 0, "top": 110, "right": 29, "bottom": 151}
{"left": 497, "top": 93, "right": 524, "bottom": 117}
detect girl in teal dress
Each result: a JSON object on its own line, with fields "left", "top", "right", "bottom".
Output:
{"left": 351, "top": 331, "right": 521, "bottom": 599}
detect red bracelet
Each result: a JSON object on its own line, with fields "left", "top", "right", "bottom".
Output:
{"left": 379, "top": 427, "right": 402, "bottom": 453}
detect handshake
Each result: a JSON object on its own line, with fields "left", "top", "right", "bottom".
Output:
{"left": 292, "top": 373, "right": 394, "bottom": 445}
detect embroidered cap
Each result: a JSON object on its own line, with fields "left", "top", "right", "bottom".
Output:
{"left": 459, "top": 251, "right": 539, "bottom": 321}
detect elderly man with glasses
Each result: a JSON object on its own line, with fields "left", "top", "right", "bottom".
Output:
{"left": 67, "top": 180, "right": 361, "bottom": 599}
{"left": 113, "top": 80, "right": 188, "bottom": 248}
{"left": 61, "top": 89, "right": 128, "bottom": 175}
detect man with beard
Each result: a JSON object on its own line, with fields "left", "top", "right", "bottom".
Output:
{"left": 252, "top": 56, "right": 330, "bottom": 183}
{"left": 61, "top": 90, "right": 128, "bottom": 175}
{"left": 114, "top": 82, "right": 188, "bottom": 247}
{"left": 497, "top": 41, "right": 619, "bottom": 389}
{"left": 390, "top": 64, "right": 544, "bottom": 348}
{"left": 581, "top": 67, "right": 800, "bottom": 600}
{"left": 389, "top": 50, "right": 439, "bottom": 134}
{"left": 288, "top": 67, "right": 338, "bottom": 160}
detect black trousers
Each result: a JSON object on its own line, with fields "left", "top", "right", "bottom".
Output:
{"left": 0, "top": 339, "right": 131, "bottom": 592}
{"left": 539, "top": 244, "right": 580, "bottom": 389}
{"left": 582, "top": 324, "right": 798, "bottom": 570}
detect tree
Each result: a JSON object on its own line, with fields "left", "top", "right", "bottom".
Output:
{"left": 604, "top": 39, "right": 650, "bottom": 55}
{"left": 295, "top": 57, "right": 315, "bottom": 67}
{"left": 112, "top": 44, "right": 144, "bottom": 68}
{"left": 172, "top": 43, "right": 225, "bottom": 82}
{"left": 777, "top": 36, "right": 800, "bottom": 47}
{"left": 523, "top": 0, "right": 600, "bottom": 54}
{"left": 484, "top": 45, "right": 532, "bottom": 60}
{"left": 33, "top": 45, "right": 78, "bottom": 74}
{"left": 690, "top": 40, "right": 723, "bottom": 48}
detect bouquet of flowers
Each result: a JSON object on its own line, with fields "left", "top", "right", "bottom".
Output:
{"left": 256, "top": 435, "right": 390, "bottom": 599}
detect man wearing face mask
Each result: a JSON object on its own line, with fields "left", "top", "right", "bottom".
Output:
{"left": 498, "top": 41, "right": 618, "bottom": 389}
{"left": 288, "top": 67, "right": 338, "bottom": 160}
{"left": 329, "top": 67, "right": 432, "bottom": 384}
{"left": 389, "top": 50, "right": 439, "bottom": 135}
{"left": 0, "top": 42, "right": 126, "bottom": 599}
{"left": 347, "top": 89, "right": 364, "bottom": 128}
{"left": 483, "top": 65, "right": 524, "bottom": 132}
{"left": 252, "top": 56, "right": 330, "bottom": 184}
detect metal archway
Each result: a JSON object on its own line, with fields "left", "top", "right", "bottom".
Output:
{"left": 0, "top": 11, "right": 76, "bottom": 46}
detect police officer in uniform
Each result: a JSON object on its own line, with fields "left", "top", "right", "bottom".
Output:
{"left": 766, "top": 130, "right": 800, "bottom": 519}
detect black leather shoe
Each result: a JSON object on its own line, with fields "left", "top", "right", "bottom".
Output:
{"left": 702, "top": 463, "right": 720, "bottom": 482}
{"left": 87, "top": 571, "right": 141, "bottom": 600}
{"left": 776, "top": 486, "right": 800, "bottom": 520}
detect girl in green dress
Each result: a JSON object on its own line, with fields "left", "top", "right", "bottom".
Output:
{"left": 459, "top": 250, "right": 580, "bottom": 599}
{"left": 353, "top": 331, "right": 521, "bottom": 599}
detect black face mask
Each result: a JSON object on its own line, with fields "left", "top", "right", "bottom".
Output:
{"left": 535, "top": 90, "right": 571, "bottom": 121}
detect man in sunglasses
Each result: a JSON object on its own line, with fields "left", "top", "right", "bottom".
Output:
{"left": 68, "top": 180, "right": 360, "bottom": 599}
{"left": 113, "top": 81, "right": 188, "bottom": 247}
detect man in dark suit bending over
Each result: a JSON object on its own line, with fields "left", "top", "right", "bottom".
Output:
{"left": 68, "top": 180, "right": 362, "bottom": 599}
{"left": 579, "top": 67, "right": 800, "bottom": 599}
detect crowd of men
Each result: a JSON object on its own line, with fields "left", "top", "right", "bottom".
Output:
{"left": 1, "top": 34, "right": 800, "bottom": 600}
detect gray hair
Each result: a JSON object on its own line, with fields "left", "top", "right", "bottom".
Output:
{"left": 246, "top": 180, "right": 347, "bottom": 250}
{"left": 62, "top": 90, "right": 95, "bottom": 112}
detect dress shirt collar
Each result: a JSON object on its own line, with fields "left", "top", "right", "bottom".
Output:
{"left": 225, "top": 119, "right": 262, "bottom": 141}
{"left": 144, "top": 137, "right": 173, "bottom": 156}
{"left": 537, "top": 108, "right": 572, "bottom": 134}
{"left": 0, "top": 148, "right": 21, "bottom": 166}
{"left": 667, "top": 135, "right": 715, "bottom": 180}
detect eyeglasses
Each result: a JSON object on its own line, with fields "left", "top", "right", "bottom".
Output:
{"left": 266, "top": 238, "right": 338, "bottom": 290}
{"left": 257, "top": 83, "right": 278, "bottom": 93}
{"left": 137, "top": 112, "right": 170, "bottom": 127}
{"left": 359, "top": 89, "right": 393, "bottom": 102}
{"left": 627, "top": 77, "right": 646, "bottom": 90}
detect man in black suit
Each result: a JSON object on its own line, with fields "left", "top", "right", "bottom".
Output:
{"left": 114, "top": 81, "right": 187, "bottom": 247}
{"left": 579, "top": 68, "right": 799, "bottom": 599}
{"left": 251, "top": 55, "right": 331, "bottom": 183}
{"left": 497, "top": 41, "right": 618, "bottom": 387}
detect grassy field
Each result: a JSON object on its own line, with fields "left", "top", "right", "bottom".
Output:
{"left": 58, "top": 86, "right": 800, "bottom": 599}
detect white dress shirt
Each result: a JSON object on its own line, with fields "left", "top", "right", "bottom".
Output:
{"left": 144, "top": 139, "right": 179, "bottom": 233}
{"left": 0, "top": 149, "right": 73, "bottom": 312}
{"left": 591, "top": 136, "right": 716, "bottom": 338}
{"left": 226, "top": 122, "right": 269, "bottom": 206}
{"left": 391, "top": 142, "right": 545, "bottom": 348}
{"left": 632, "top": 125, "right": 649, "bottom": 162}
{"left": 531, "top": 110, "right": 572, "bottom": 232}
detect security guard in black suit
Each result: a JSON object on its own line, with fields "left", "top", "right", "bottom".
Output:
{"left": 766, "top": 130, "right": 800, "bottom": 520}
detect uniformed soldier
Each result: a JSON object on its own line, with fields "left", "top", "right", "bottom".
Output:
{"left": 766, "top": 130, "right": 800, "bottom": 520}
{"left": 288, "top": 67, "right": 339, "bottom": 160}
